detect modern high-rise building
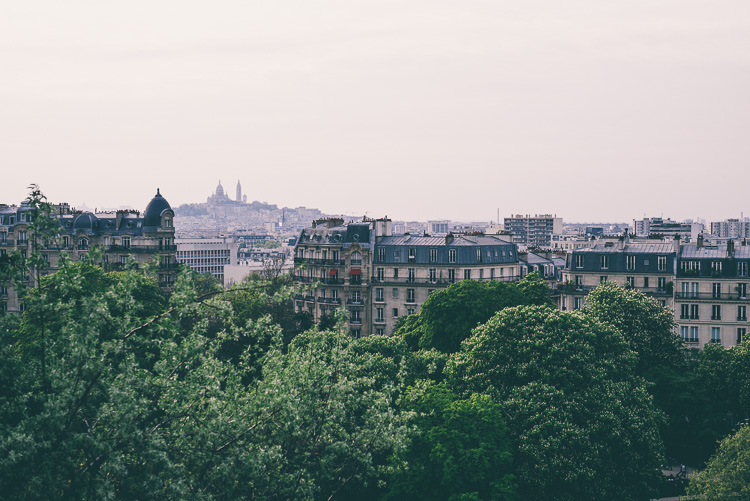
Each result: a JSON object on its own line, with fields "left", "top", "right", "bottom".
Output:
{"left": 503, "top": 214, "right": 562, "bottom": 247}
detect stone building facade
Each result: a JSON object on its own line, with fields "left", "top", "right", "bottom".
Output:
{"left": 559, "top": 236, "right": 750, "bottom": 349}
{"left": 0, "top": 190, "right": 176, "bottom": 314}
{"left": 293, "top": 218, "right": 521, "bottom": 337}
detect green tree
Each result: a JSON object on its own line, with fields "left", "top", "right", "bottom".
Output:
{"left": 418, "top": 280, "right": 525, "bottom": 353}
{"left": 688, "top": 424, "right": 750, "bottom": 499}
{"left": 386, "top": 383, "right": 517, "bottom": 501}
{"left": 584, "top": 281, "right": 683, "bottom": 372}
{"left": 448, "top": 305, "right": 664, "bottom": 500}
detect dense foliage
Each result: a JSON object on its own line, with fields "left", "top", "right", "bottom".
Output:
{"left": 688, "top": 425, "right": 750, "bottom": 499}
{"left": 4, "top": 190, "right": 750, "bottom": 499}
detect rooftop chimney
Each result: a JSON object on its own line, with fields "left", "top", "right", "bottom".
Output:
{"left": 728, "top": 239, "right": 735, "bottom": 257}
{"left": 697, "top": 233, "right": 704, "bottom": 248}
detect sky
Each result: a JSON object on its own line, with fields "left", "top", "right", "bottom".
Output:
{"left": 2, "top": 1, "right": 749, "bottom": 223}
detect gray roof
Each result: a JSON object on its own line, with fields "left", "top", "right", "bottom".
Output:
{"left": 577, "top": 242, "right": 675, "bottom": 254}
{"left": 681, "top": 245, "right": 750, "bottom": 259}
{"left": 377, "top": 235, "right": 513, "bottom": 247}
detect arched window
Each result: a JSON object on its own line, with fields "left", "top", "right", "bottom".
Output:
{"left": 78, "top": 237, "right": 89, "bottom": 250}
{"left": 350, "top": 251, "right": 362, "bottom": 266}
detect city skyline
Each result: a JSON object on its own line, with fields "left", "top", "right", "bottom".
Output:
{"left": 2, "top": 1, "right": 749, "bottom": 222}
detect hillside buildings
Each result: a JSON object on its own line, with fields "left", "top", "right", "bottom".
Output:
{"left": 293, "top": 218, "right": 521, "bottom": 337}
{"left": 1, "top": 190, "right": 177, "bottom": 313}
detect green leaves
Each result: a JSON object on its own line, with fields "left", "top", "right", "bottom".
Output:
{"left": 448, "top": 306, "right": 664, "bottom": 500}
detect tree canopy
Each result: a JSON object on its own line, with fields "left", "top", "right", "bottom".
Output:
{"left": 448, "top": 305, "right": 664, "bottom": 500}
{"left": 688, "top": 424, "right": 750, "bottom": 499}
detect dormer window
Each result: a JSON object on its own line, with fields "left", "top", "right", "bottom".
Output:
{"left": 78, "top": 238, "right": 89, "bottom": 250}
{"left": 163, "top": 217, "right": 172, "bottom": 228}
{"left": 122, "top": 236, "right": 131, "bottom": 248}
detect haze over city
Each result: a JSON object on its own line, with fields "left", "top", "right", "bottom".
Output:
{"left": 2, "top": 1, "right": 749, "bottom": 222}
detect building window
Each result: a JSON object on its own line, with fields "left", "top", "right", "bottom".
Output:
{"left": 575, "top": 255, "right": 584, "bottom": 268}
{"left": 406, "top": 289, "right": 415, "bottom": 303}
{"left": 121, "top": 236, "right": 131, "bottom": 248}
{"left": 712, "top": 305, "right": 722, "bottom": 320}
{"left": 350, "top": 309, "right": 361, "bottom": 324}
{"left": 476, "top": 248, "right": 482, "bottom": 263}
{"left": 351, "top": 290, "right": 361, "bottom": 303}
{"left": 737, "top": 328, "right": 746, "bottom": 344}
{"left": 711, "top": 261, "right": 723, "bottom": 275}
{"left": 658, "top": 277, "right": 666, "bottom": 291}
{"left": 658, "top": 256, "right": 667, "bottom": 271}
{"left": 738, "top": 283, "right": 747, "bottom": 299}
{"left": 626, "top": 255, "right": 636, "bottom": 271}
{"left": 689, "top": 326, "right": 698, "bottom": 343}
{"left": 738, "top": 305, "right": 747, "bottom": 321}
{"left": 351, "top": 328, "right": 361, "bottom": 338}
{"left": 376, "top": 288, "right": 384, "bottom": 302}
{"left": 711, "top": 327, "right": 721, "bottom": 344}
{"left": 449, "top": 249, "right": 456, "bottom": 263}
{"left": 680, "top": 304, "right": 689, "bottom": 320}
{"left": 448, "top": 269, "right": 456, "bottom": 283}
{"left": 331, "top": 289, "right": 338, "bottom": 300}
{"left": 408, "top": 268, "right": 415, "bottom": 283}
{"left": 643, "top": 277, "right": 649, "bottom": 288}
{"left": 430, "top": 248, "right": 437, "bottom": 262}
{"left": 739, "top": 262, "right": 748, "bottom": 277}
{"left": 574, "top": 297, "right": 583, "bottom": 310}
{"left": 464, "top": 269, "right": 471, "bottom": 280}
{"left": 377, "top": 267, "right": 384, "bottom": 281}
{"left": 690, "top": 304, "right": 699, "bottom": 320}
{"left": 350, "top": 251, "right": 362, "bottom": 266}
{"left": 392, "top": 308, "right": 398, "bottom": 318}
{"left": 376, "top": 328, "right": 384, "bottom": 336}
{"left": 408, "top": 248, "right": 416, "bottom": 262}
{"left": 393, "top": 268, "right": 399, "bottom": 279}
{"left": 407, "top": 308, "right": 415, "bottom": 315}
{"left": 479, "top": 269, "right": 484, "bottom": 280}
{"left": 376, "top": 307, "right": 384, "bottom": 322}
{"left": 17, "top": 231, "right": 27, "bottom": 244}
{"left": 429, "top": 268, "right": 437, "bottom": 283}
{"left": 681, "top": 326, "right": 689, "bottom": 342}
{"left": 600, "top": 255, "right": 609, "bottom": 269}
{"left": 712, "top": 283, "right": 721, "bottom": 299}
{"left": 680, "top": 260, "right": 700, "bottom": 274}
{"left": 393, "top": 250, "right": 400, "bottom": 262}
{"left": 626, "top": 277, "right": 636, "bottom": 288}
{"left": 78, "top": 238, "right": 89, "bottom": 250}
{"left": 393, "top": 288, "right": 399, "bottom": 298}
{"left": 378, "top": 248, "right": 386, "bottom": 261}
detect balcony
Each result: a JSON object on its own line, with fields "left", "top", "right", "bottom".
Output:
{"left": 350, "top": 318, "right": 362, "bottom": 325}
{"left": 318, "top": 297, "right": 341, "bottom": 305}
{"left": 108, "top": 245, "right": 176, "bottom": 254}
{"left": 675, "top": 292, "right": 750, "bottom": 301}
{"left": 293, "top": 257, "right": 345, "bottom": 266}
{"left": 159, "top": 262, "right": 179, "bottom": 270}
{"left": 346, "top": 299, "right": 365, "bottom": 306}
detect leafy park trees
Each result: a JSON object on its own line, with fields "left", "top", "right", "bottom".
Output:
{"left": 688, "top": 424, "right": 750, "bottom": 499}
{"left": 410, "top": 272, "right": 551, "bottom": 353}
{"left": 0, "top": 228, "right": 410, "bottom": 499}
{"left": 448, "top": 305, "right": 664, "bottom": 500}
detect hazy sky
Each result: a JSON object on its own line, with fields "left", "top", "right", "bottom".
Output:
{"left": 2, "top": 1, "right": 749, "bottom": 223}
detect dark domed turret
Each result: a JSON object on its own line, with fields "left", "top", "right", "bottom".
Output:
{"left": 73, "top": 212, "right": 98, "bottom": 230}
{"left": 143, "top": 189, "right": 172, "bottom": 227}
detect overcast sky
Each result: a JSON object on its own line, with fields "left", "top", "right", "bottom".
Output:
{"left": 2, "top": 1, "right": 749, "bottom": 223}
